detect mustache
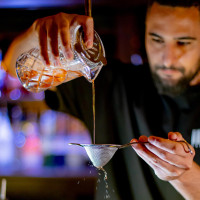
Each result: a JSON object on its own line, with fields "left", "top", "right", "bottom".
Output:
{"left": 155, "top": 65, "right": 185, "bottom": 74}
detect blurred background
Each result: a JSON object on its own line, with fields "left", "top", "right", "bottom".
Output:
{"left": 0, "top": 0, "right": 147, "bottom": 199}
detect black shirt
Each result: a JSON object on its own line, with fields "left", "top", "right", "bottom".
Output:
{"left": 45, "top": 60, "right": 200, "bottom": 200}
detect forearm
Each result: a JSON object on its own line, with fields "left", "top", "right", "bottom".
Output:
{"left": 170, "top": 162, "right": 200, "bottom": 200}
{"left": 2, "top": 24, "right": 38, "bottom": 77}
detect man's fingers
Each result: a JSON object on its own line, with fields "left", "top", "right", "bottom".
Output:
{"left": 168, "top": 131, "right": 183, "bottom": 141}
{"left": 38, "top": 23, "right": 50, "bottom": 65}
{"left": 35, "top": 13, "right": 94, "bottom": 64}
{"left": 49, "top": 20, "right": 59, "bottom": 60}
{"left": 144, "top": 142, "right": 192, "bottom": 169}
{"left": 133, "top": 141, "right": 186, "bottom": 176}
{"left": 58, "top": 15, "right": 73, "bottom": 60}
{"left": 148, "top": 136, "right": 193, "bottom": 156}
{"left": 131, "top": 134, "right": 195, "bottom": 181}
{"left": 73, "top": 15, "right": 94, "bottom": 48}
{"left": 82, "top": 16, "right": 94, "bottom": 48}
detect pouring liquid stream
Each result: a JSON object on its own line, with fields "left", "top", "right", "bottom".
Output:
{"left": 92, "top": 80, "right": 96, "bottom": 144}
{"left": 85, "top": 0, "right": 109, "bottom": 183}
{"left": 92, "top": 81, "right": 109, "bottom": 181}
{"left": 87, "top": 0, "right": 95, "bottom": 144}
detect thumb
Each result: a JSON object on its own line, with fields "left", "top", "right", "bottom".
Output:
{"left": 168, "top": 131, "right": 184, "bottom": 141}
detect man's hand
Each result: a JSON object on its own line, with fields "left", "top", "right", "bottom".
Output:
{"left": 3, "top": 12, "right": 94, "bottom": 78}
{"left": 131, "top": 132, "right": 195, "bottom": 181}
{"left": 190, "top": 71, "right": 200, "bottom": 86}
{"left": 32, "top": 13, "right": 94, "bottom": 65}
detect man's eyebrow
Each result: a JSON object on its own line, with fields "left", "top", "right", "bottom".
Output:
{"left": 174, "top": 36, "right": 196, "bottom": 40}
{"left": 149, "top": 32, "right": 197, "bottom": 41}
{"left": 148, "top": 32, "right": 162, "bottom": 38}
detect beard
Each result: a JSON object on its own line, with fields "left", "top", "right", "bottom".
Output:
{"left": 151, "top": 65, "right": 200, "bottom": 97}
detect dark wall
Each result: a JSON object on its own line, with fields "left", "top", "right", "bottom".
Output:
{"left": 0, "top": 3, "right": 147, "bottom": 63}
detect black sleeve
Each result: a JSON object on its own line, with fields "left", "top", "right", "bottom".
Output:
{"left": 44, "top": 58, "right": 117, "bottom": 134}
{"left": 45, "top": 76, "right": 93, "bottom": 131}
{"left": 44, "top": 59, "right": 142, "bottom": 133}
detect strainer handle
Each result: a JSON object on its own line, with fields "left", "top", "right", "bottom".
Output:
{"left": 120, "top": 140, "right": 193, "bottom": 154}
{"left": 176, "top": 140, "right": 193, "bottom": 154}
{"left": 119, "top": 141, "right": 149, "bottom": 149}
{"left": 68, "top": 143, "right": 84, "bottom": 147}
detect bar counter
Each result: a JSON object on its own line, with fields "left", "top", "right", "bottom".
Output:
{"left": 0, "top": 167, "right": 97, "bottom": 200}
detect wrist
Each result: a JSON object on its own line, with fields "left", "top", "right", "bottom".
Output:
{"left": 169, "top": 162, "right": 200, "bottom": 189}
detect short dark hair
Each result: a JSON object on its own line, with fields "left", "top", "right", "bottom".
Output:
{"left": 147, "top": 0, "right": 200, "bottom": 8}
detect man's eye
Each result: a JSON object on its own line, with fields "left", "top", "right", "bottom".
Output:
{"left": 177, "top": 41, "right": 191, "bottom": 46}
{"left": 152, "top": 38, "right": 164, "bottom": 43}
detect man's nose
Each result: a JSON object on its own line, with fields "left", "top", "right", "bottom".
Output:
{"left": 162, "top": 45, "right": 178, "bottom": 68}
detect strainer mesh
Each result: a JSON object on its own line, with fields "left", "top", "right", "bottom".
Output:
{"left": 84, "top": 145, "right": 118, "bottom": 168}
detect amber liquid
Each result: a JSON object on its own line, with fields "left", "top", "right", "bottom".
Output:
{"left": 20, "top": 68, "right": 81, "bottom": 93}
{"left": 92, "top": 80, "right": 96, "bottom": 144}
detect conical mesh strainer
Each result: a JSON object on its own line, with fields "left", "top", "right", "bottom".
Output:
{"left": 69, "top": 143, "right": 121, "bottom": 168}
{"left": 84, "top": 145, "right": 119, "bottom": 168}
{"left": 69, "top": 140, "right": 193, "bottom": 168}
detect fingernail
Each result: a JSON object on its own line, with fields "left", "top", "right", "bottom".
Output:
{"left": 139, "top": 135, "right": 148, "bottom": 142}
{"left": 64, "top": 50, "right": 73, "bottom": 60}
{"left": 130, "top": 139, "right": 138, "bottom": 143}
{"left": 54, "top": 58, "right": 61, "bottom": 67}
{"left": 85, "top": 40, "right": 93, "bottom": 49}
{"left": 44, "top": 60, "right": 50, "bottom": 67}
{"left": 148, "top": 136, "right": 156, "bottom": 142}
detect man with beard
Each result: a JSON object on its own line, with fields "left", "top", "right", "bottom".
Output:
{"left": 3, "top": 0, "right": 200, "bottom": 199}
